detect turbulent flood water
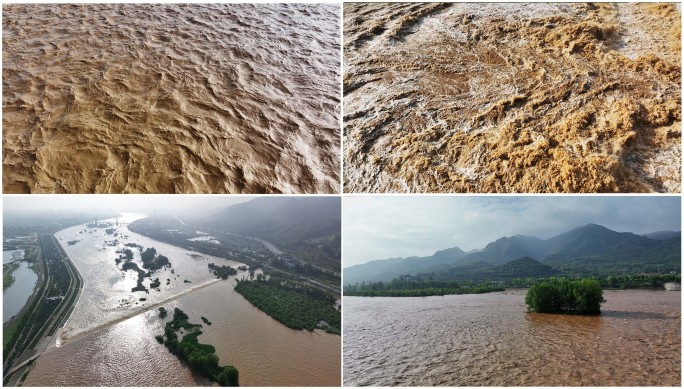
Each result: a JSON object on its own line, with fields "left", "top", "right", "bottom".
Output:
{"left": 343, "top": 3, "right": 681, "bottom": 193}
{"left": 3, "top": 4, "right": 340, "bottom": 194}
{"left": 343, "top": 290, "right": 680, "bottom": 386}
{"left": 23, "top": 215, "right": 340, "bottom": 386}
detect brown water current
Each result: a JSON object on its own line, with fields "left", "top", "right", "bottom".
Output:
{"left": 23, "top": 216, "right": 341, "bottom": 386}
{"left": 24, "top": 282, "right": 341, "bottom": 387}
{"left": 343, "top": 290, "right": 681, "bottom": 386}
{"left": 343, "top": 3, "right": 681, "bottom": 193}
{"left": 3, "top": 4, "right": 340, "bottom": 193}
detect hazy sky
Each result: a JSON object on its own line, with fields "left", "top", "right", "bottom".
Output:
{"left": 3, "top": 195, "right": 256, "bottom": 216}
{"left": 344, "top": 196, "right": 681, "bottom": 267}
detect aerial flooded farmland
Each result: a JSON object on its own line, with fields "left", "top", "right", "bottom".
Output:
{"left": 3, "top": 196, "right": 341, "bottom": 386}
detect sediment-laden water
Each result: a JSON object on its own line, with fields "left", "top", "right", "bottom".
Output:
{"left": 53, "top": 213, "right": 241, "bottom": 343}
{"left": 3, "top": 3, "right": 340, "bottom": 194}
{"left": 343, "top": 290, "right": 680, "bottom": 386}
{"left": 22, "top": 216, "right": 340, "bottom": 386}
{"left": 343, "top": 3, "right": 681, "bottom": 193}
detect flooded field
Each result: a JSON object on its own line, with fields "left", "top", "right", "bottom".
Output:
{"left": 22, "top": 215, "right": 340, "bottom": 386}
{"left": 3, "top": 3, "right": 340, "bottom": 194}
{"left": 343, "top": 289, "right": 681, "bottom": 386}
{"left": 343, "top": 3, "right": 681, "bottom": 193}
{"left": 53, "top": 213, "right": 241, "bottom": 343}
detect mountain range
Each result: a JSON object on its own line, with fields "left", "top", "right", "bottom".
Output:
{"left": 201, "top": 196, "right": 341, "bottom": 244}
{"left": 198, "top": 197, "right": 341, "bottom": 271}
{"left": 344, "top": 224, "right": 681, "bottom": 284}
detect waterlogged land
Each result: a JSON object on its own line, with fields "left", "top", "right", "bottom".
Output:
{"left": 344, "top": 3, "right": 681, "bottom": 193}
{"left": 52, "top": 214, "right": 243, "bottom": 342}
{"left": 24, "top": 280, "right": 341, "bottom": 386}
{"left": 18, "top": 215, "right": 340, "bottom": 386}
{"left": 3, "top": 3, "right": 340, "bottom": 194}
{"left": 343, "top": 290, "right": 680, "bottom": 386}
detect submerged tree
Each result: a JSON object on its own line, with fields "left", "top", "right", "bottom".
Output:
{"left": 525, "top": 278, "right": 605, "bottom": 315}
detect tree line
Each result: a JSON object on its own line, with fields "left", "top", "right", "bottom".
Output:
{"left": 158, "top": 308, "right": 239, "bottom": 386}
{"left": 344, "top": 279, "right": 505, "bottom": 297}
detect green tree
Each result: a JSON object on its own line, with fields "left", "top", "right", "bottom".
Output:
{"left": 525, "top": 278, "right": 605, "bottom": 315}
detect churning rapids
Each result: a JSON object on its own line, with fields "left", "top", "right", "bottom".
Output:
{"left": 3, "top": 4, "right": 340, "bottom": 194}
{"left": 343, "top": 289, "right": 680, "bottom": 386}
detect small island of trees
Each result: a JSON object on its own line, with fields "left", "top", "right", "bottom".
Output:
{"left": 158, "top": 308, "right": 239, "bottom": 386}
{"left": 208, "top": 263, "right": 238, "bottom": 280}
{"left": 525, "top": 278, "right": 606, "bottom": 315}
{"left": 141, "top": 247, "right": 171, "bottom": 271}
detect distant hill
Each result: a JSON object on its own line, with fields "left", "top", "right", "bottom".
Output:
{"left": 643, "top": 230, "right": 681, "bottom": 240}
{"left": 200, "top": 197, "right": 341, "bottom": 271}
{"left": 344, "top": 247, "right": 466, "bottom": 284}
{"left": 344, "top": 224, "right": 680, "bottom": 283}
{"left": 202, "top": 197, "right": 340, "bottom": 243}
{"left": 431, "top": 256, "right": 559, "bottom": 281}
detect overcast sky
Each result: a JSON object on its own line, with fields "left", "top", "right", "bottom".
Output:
{"left": 344, "top": 196, "right": 681, "bottom": 267}
{"left": 3, "top": 195, "right": 255, "bottom": 216}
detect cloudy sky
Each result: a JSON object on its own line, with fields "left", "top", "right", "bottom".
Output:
{"left": 3, "top": 195, "right": 256, "bottom": 216}
{"left": 344, "top": 196, "right": 681, "bottom": 267}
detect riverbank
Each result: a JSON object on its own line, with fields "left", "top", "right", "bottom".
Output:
{"left": 3, "top": 234, "right": 84, "bottom": 386}
{"left": 3, "top": 262, "right": 20, "bottom": 292}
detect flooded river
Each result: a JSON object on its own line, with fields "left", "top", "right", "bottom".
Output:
{"left": 3, "top": 3, "right": 340, "bottom": 194}
{"left": 343, "top": 289, "right": 680, "bottom": 386}
{"left": 343, "top": 3, "right": 680, "bottom": 193}
{"left": 53, "top": 213, "right": 240, "bottom": 343}
{"left": 23, "top": 215, "right": 340, "bottom": 386}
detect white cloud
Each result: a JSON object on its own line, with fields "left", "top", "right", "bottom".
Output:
{"left": 343, "top": 196, "right": 681, "bottom": 267}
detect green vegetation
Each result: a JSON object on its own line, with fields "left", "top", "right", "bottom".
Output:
{"left": 140, "top": 247, "right": 171, "bottom": 272}
{"left": 150, "top": 278, "right": 161, "bottom": 289}
{"left": 3, "top": 262, "right": 20, "bottom": 292}
{"left": 122, "top": 262, "right": 148, "bottom": 293}
{"left": 158, "top": 307, "right": 168, "bottom": 318}
{"left": 457, "top": 273, "right": 681, "bottom": 290}
{"left": 115, "top": 248, "right": 134, "bottom": 265}
{"left": 4, "top": 234, "right": 81, "bottom": 370}
{"left": 279, "top": 234, "right": 341, "bottom": 273}
{"left": 525, "top": 278, "right": 606, "bottom": 315}
{"left": 3, "top": 320, "right": 20, "bottom": 348}
{"left": 105, "top": 228, "right": 116, "bottom": 235}
{"left": 201, "top": 316, "right": 212, "bottom": 326}
{"left": 67, "top": 240, "right": 80, "bottom": 246}
{"left": 234, "top": 276, "right": 340, "bottom": 334}
{"left": 208, "top": 263, "right": 238, "bottom": 280}
{"left": 159, "top": 308, "right": 239, "bottom": 386}
{"left": 344, "top": 279, "right": 505, "bottom": 297}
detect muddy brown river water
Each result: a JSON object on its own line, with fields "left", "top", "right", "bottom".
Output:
{"left": 343, "top": 289, "right": 680, "bottom": 386}
{"left": 3, "top": 3, "right": 340, "bottom": 194}
{"left": 21, "top": 215, "right": 340, "bottom": 386}
{"left": 343, "top": 3, "right": 681, "bottom": 193}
